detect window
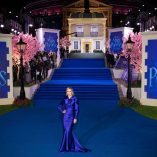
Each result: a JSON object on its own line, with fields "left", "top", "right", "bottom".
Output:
{"left": 76, "top": 25, "right": 83, "bottom": 32}
{"left": 91, "top": 25, "right": 98, "bottom": 32}
{"left": 91, "top": 25, "right": 98, "bottom": 37}
{"left": 76, "top": 25, "right": 83, "bottom": 37}
{"left": 74, "top": 41, "right": 78, "bottom": 49}
{"left": 96, "top": 41, "right": 100, "bottom": 50}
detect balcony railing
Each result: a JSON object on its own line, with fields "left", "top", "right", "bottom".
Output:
{"left": 90, "top": 32, "right": 98, "bottom": 37}
{"left": 76, "top": 32, "right": 84, "bottom": 37}
{"left": 74, "top": 32, "right": 99, "bottom": 37}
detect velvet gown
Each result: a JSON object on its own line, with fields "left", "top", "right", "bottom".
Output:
{"left": 58, "top": 95, "right": 90, "bottom": 152}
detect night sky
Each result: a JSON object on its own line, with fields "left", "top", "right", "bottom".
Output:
{"left": 1, "top": 0, "right": 33, "bottom": 11}
{"left": 1, "top": 0, "right": 157, "bottom": 13}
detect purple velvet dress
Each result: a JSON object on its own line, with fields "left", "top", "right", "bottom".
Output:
{"left": 58, "top": 95, "right": 90, "bottom": 152}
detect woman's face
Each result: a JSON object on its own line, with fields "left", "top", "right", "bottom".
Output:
{"left": 66, "top": 88, "right": 72, "bottom": 96}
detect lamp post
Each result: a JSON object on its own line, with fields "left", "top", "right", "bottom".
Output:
{"left": 125, "top": 35, "right": 135, "bottom": 99}
{"left": 16, "top": 38, "right": 27, "bottom": 100}
{"left": 28, "top": 24, "right": 33, "bottom": 34}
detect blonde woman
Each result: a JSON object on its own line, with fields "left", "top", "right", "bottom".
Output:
{"left": 58, "top": 87, "right": 90, "bottom": 152}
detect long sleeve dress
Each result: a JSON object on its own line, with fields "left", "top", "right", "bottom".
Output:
{"left": 58, "top": 95, "right": 90, "bottom": 152}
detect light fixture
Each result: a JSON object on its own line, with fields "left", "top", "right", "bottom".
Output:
{"left": 16, "top": 38, "right": 27, "bottom": 53}
{"left": 0, "top": 24, "right": 4, "bottom": 28}
{"left": 29, "top": 24, "right": 33, "bottom": 27}
{"left": 125, "top": 35, "right": 135, "bottom": 51}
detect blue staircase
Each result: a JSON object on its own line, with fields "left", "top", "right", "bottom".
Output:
{"left": 34, "top": 59, "right": 119, "bottom": 101}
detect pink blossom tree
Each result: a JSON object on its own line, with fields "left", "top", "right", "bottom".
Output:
{"left": 122, "top": 32, "right": 142, "bottom": 72}
{"left": 105, "top": 38, "right": 109, "bottom": 50}
{"left": 12, "top": 33, "right": 42, "bottom": 65}
{"left": 60, "top": 36, "right": 71, "bottom": 48}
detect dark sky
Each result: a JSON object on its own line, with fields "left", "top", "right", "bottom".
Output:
{"left": 1, "top": 0, "right": 33, "bottom": 11}
{"left": 1, "top": 0, "right": 157, "bottom": 13}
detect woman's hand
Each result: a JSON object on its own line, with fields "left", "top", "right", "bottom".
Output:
{"left": 73, "top": 118, "right": 77, "bottom": 124}
{"left": 62, "top": 110, "right": 66, "bottom": 114}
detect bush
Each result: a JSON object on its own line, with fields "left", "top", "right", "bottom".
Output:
{"left": 70, "top": 50, "right": 81, "bottom": 53}
{"left": 13, "top": 97, "right": 32, "bottom": 107}
{"left": 118, "top": 97, "right": 141, "bottom": 107}
{"left": 93, "top": 50, "right": 103, "bottom": 53}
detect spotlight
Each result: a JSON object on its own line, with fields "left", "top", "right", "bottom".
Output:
{"left": 0, "top": 24, "right": 4, "bottom": 28}
{"left": 29, "top": 24, "right": 33, "bottom": 27}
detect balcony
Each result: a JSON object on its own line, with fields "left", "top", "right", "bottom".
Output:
{"left": 76, "top": 32, "right": 84, "bottom": 37}
{"left": 90, "top": 32, "right": 98, "bottom": 37}
{"left": 73, "top": 32, "right": 99, "bottom": 37}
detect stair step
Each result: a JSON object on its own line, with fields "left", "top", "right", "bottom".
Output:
{"left": 33, "top": 58, "right": 119, "bottom": 102}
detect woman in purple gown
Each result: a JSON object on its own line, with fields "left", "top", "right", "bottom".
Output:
{"left": 58, "top": 87, "right": 90, "bottom": 152}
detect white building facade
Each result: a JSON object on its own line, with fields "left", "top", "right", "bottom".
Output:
{"left": 68, "top": 13, "right": 107, "bottom": 53}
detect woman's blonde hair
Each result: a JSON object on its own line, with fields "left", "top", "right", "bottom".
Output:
{"left": 66, "top": 87, "right": 75, "bottom": 96}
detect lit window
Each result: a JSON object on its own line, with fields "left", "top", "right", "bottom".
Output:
{"left": 96, "top": 41, "right": 100, "bottom": 49}
{"left": 74, "top": 41, "right": 78, "bottom": 49}
{"left": 91, "top": 25, "right": 98, "bottom": 32}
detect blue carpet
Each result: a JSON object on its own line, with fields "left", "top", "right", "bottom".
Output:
{"left": 34, "top": 59, "right": 119, "bottom": 101}
{"left": 0, "top": 100, "right": 157, "bottom": 157}
{"left": 60, "top": 59, "right": 105, "bottom": 68}
{"left": 1, "top": 58, "right": 157, "bottom": 157}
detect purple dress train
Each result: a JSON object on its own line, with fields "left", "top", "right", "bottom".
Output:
{"left": 58, "top": 95, "right": 90, "bottom": 152}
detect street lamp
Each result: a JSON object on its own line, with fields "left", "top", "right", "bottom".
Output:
{"left": 125, "top": 35, "right": 135, "bottom": 99}
{"left": 0, "top": 24, "right": 4, "bottom": 28}
{"left": 28, "top": 24, "right": 33, "bottom": 34}
{"left": 16, "top": 38, "right": 27, "bottom": 100}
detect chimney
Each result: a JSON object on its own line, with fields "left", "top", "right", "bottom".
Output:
{"left": 84, "top": 0, "right": 90, "bottom": 13}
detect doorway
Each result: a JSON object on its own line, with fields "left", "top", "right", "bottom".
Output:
{"left": 85, "top": 44, "right": 89, "bottom": 53}
{"left": 83, "top": 42, "right": 92, "bottom": 53}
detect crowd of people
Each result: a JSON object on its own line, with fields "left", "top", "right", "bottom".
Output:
{"left": 105, "top": 50, "right": 125, "bottom": 68}
{"left": 13, "top": 51, "right": 57, "bottom": 85}
{"left": 105, "top": 50, "right": 116, "bottom": 68}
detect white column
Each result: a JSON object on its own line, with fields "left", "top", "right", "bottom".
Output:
{"left": 140, "top": 31, "right": 157, "bottom": 106}
{"left": 0, "top": 34, "right": 14, "bottom": 105}
{"left": 36, "top": 28, "right": 61, "bottom": 67}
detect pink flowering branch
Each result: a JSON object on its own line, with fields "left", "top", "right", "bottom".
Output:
{"left": 122, "top": 32, "right": 142, "bottom": 72}
{"left": 60, "top": 36, "right": 71, "bottom": 48}
{"left": 12, "top": 33, "right": 42, "bottom": 65}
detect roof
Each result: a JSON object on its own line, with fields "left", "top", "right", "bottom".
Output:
{"left": 24, "top": 0, "right": 142, "bottom": 12}
{"left": 70, "top": 12, "right": 104, "bottom": 18}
